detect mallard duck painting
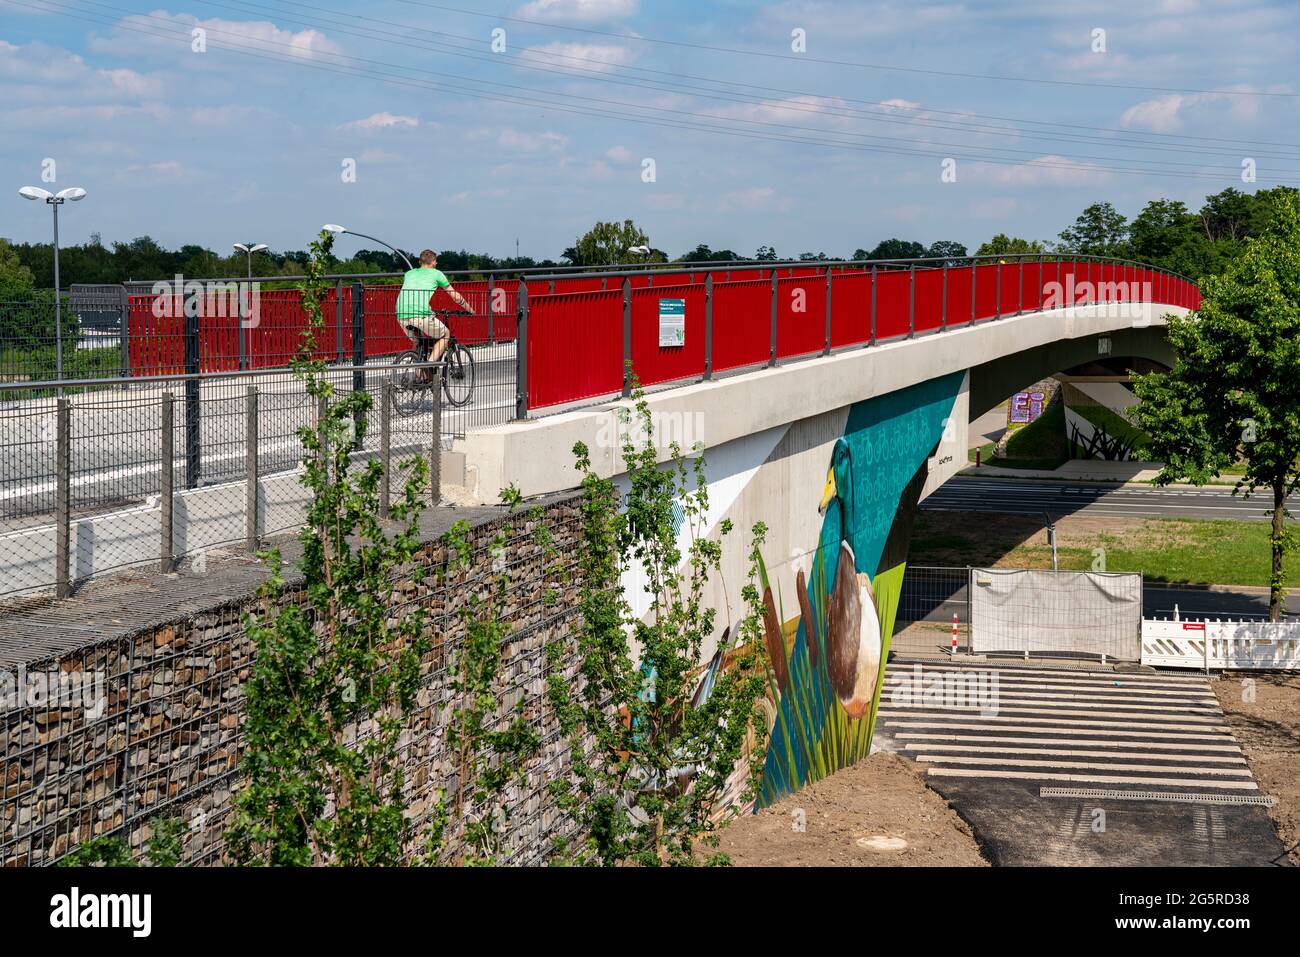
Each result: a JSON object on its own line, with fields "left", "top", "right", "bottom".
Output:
{"left": 817, "top": 437, "right": 883, "bottom": 720}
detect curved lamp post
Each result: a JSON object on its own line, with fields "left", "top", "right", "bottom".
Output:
{"left": 232, "top": 242, "right": 268, "bottom": 279}
{"left": 19, "top": 186, "right": 87, "bottom": 385}
{"left": 321, "top": 223, "right": 414, "bottom": 271}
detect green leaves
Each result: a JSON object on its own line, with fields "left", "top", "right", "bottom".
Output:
{"left": 226, "top": 230, "right": 433, "bottom": 866}
{"left": 1132, "top": 190, "right": 1300, "bottom": 620}
{"left": 547, "top": 386, "right": 770, "bottom": 866}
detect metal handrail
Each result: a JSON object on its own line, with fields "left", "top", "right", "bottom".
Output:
{"left": 84, "top": 252, "right": 1198, "bottom": 291}
{"left": 0, "top": 360, "right": 441, "bottom": 395}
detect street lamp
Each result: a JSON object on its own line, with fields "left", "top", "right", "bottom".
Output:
{"left": 19, "top": 186, "right": 87, "bottom": 384}
{"left": 232, "top": 242, "right": 268, "bottom": 279}
{"left": 322, "top": 223, "right": 414, "bottom": 271}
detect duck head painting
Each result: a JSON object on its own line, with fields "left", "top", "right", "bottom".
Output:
{"left": 747, "top": 372, "right": 964, "bottom": 806}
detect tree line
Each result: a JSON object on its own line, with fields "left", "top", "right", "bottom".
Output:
{"left": 1, "top": 185, "right": 1294, "bottom": 291}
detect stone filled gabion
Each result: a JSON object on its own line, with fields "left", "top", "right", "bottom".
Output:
{"left": 1, "top": 500, "right": 586, "bottom": 867}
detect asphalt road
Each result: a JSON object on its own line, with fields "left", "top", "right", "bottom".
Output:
{"left": 0, "top": 348, "right": 516, "bottom": 520}
{"left": 923, "top": 476, "right": 1287, "bottom": 522}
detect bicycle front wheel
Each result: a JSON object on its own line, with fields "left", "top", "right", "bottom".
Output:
{"left": 442, "top": 344, "right": 475, "bottom": 408}
{"left": 390, "top": 350, "right": 426, "bottom": 417}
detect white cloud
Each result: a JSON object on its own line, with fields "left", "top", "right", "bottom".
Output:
{"left": 515, "top": 0, "right": 638, "bottom": 23}
{"left": 494, "top": 128, "right": 569, "bottom": 152}
{"left": 520, "top": 42, "right": 634, "bottom": 73}
{"left": 606, "top": 145, "right": 633, "bottom": 162}
{"left": 1119, "top": 90, "right": 1259, "bottom": 132}
{"left": 339, "top": 112, "right": 419, "bottom": 132}
{"left": 969, "top": 155, "right": 1113, "bottom": 187}
{"left": 89, "top": 13, "right": 341, "bottom": 60}
{"left": 716, "top": 187, "right": 793, "bottom": 213}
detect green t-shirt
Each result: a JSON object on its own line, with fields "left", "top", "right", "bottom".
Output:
{"left": 396, "top": 267, "right": 451, "bottom": 318}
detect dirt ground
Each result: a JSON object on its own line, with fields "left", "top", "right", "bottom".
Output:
{"left": 1213, "top": 672, "right": 1300, "bottom": 865}
{"left": 715, "top": 751, "right": 989, "bottom": 866}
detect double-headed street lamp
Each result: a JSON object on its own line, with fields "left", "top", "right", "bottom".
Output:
{"left": 322, "top": 223, "right": 414, "bottom": 271}
{"left": 232, "top": 241, "right": 268, "bottom": 279}
{"left": 19, "top": 186, "right": 87, "bottom": 384}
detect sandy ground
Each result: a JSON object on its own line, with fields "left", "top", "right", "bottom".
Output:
{"left": 714, "top": 752, "right": 989, "bottom": 866}
{"left": 1213, "top": 672, "right": 1300, "bottom": 865}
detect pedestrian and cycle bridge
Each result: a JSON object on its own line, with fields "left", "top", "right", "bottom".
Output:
{"left": 1, "top": 255, "right": 1194, "bottom": 601}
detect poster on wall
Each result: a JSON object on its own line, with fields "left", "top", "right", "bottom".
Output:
{"left": 658, "top": 298, "right": 685, "bottom": 347}
{"left": 1009, "top": 390, "right": 1045, "bottom": 425}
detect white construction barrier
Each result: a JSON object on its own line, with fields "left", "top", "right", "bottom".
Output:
{"left": 1141, "top": 616, "right": 1300, "bottom": 670}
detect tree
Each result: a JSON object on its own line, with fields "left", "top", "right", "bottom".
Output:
{"left": 677, "top": 244, "right": 740, "bottom": 263}
{"left": 571, "top": 219, "right": 652, "bottom": 266}
{"left": 547, "top": 392, "right": 770, "bottom": 865}
{"left": 1132, "top": 191, "right": 1300, "bottom": 620}
{"left": 1058, "top": 202, "right": 1129, "bottom": 256}
{"left": 975, "top": 234, "right": 1044, "bottom": 257}
{"left": 926, "top": 240, "right": 968, "bottom": 263}
{"left": 227, "top": 229, "right": 435, "bottom": 866}
{"left": 0, "top": 239, "right": 34, "bottom": 292}
{"left": 858, "top": 239, "right": 925, "bottom": 261}
{"left": 754, "top": 244, "right": 778, "bottom": 261}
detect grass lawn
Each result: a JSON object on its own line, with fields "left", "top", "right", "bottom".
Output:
{"left": 910, "top": 510, "right": 1277, "bottom": 587}
{"left": 967, "top": 401, "right": 1071, "bottom": 470}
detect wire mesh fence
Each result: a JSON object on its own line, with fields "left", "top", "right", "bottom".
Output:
{"left": 0, "top": 359, "right": 466, "bottom": 602}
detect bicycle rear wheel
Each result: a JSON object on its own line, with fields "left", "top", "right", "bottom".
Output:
{"left": 442, "top": 343, "right": 475, "bottom": 408}
{"left": 391, "top": 350, "right": 427, "bottom": 417}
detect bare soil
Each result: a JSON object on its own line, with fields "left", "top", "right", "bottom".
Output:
{"left": 715, "top": 751, "right": 989, "bottom": 866}
{"left": 1213, "top": 672, "right": 1300, "bottom": 865}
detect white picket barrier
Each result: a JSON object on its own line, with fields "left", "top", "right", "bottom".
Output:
{"left": 1141, "top": 615, "right": 1300, "bottom": 670}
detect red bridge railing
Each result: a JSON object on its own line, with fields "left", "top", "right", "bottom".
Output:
{"left": 120, "top": 255, "right": 1199, "bottom": 418}
{"left": 516, "top": 255, "right": 1200, "bottom": 417}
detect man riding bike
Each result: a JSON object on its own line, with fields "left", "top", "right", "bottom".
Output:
{"left": 396, "top": 248, "right": 473, "bottom": 382}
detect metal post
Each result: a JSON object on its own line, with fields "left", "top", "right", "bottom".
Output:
{"left": 160, "top": 392, "right": 173, "bottom": 573}
{"left": 430, "top": 368, "right": 442, "bottom": 507}
{"left": 971, "top": 260, "right": 978, "bottom": 325}
{"left": 869, "top": 264, "right": 877, "bottom": 345}
{"left": 995, "top": 260, "right": 1002, "bottom": 320}
{"left": 703, "top": 272, "right": 714, "bottom": 381}
{"left": 55, "top": 397, "right": 71, "bottom": 599}
{"left": 380, "top": 380, "right": 392, "bottom": 518}
{"left": 118, "top": 284, "right": 130, "bottom": 381}
{"left": 515, "top": 283, "right": 529, "bottom": 420}
{"left": 1017, "top": 257, "right": 1024, "bottom": 315}
{"left": 823, "top": 266, "right": 832, "bottom": 355}
{"left": 768, "top": 270, "right": 778, "bottom": 368}
{"left": 351, "top": 281, "right": 366, "bottom": 434}
{"left": 333, "top": 279, "right": 344, "bottom": 366}
{"left": 487, "top": 275, "right": 496, "bottom": 341}
{"left": 245, "top": 386, "right": 258, "bottom": 551}
{"left": 621, "top": 276, "right": 632, "bottom": 398}
{"left": 908, "top": 264, "right": 915, "bottom": 338}
{"left": 941, "top": 263, "right": 948, "bottom": 331}
{"left": 52, "top": 202, "right": 64, "bottom": 387}
{"left": 183, "top": 296, "right": 200, "bottom": 489}
{"left": 1038, "top": 255, "right": 1044, "bottom": 311}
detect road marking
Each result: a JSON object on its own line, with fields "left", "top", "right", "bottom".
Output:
{"left": 925, "top": 767, "right": 1259, "bottom": 789}
{"left": 878, "top": 706, "right": 1225, "bottom": 724}
{"left": 903, "top": 744, "right": 1246, "bottom": 762}
{"left": 915, "top": 755, "right": 1252, "bottom": 775}
{"left": 894, "top": 733, "right": 1242, "bottom": 752}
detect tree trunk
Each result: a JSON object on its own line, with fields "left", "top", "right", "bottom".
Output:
{"left": 1270, "top": 477, "right": 1287, "bottom": 622}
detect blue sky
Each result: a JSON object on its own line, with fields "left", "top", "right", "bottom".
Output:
{"left": 2, "top": 0, "right": 1298, "bottom": 260}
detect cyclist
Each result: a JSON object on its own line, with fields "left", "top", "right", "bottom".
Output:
{"left": 396, "top": 248, "right": 473, "bottom": 382}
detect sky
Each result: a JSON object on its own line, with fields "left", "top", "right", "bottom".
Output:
{"left": 2, "top": 0, "right": 1299, "bottom": 261}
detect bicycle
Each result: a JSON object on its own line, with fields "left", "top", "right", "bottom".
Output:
{"left": 391, "top": 310, "right": 476, "bottom": 416}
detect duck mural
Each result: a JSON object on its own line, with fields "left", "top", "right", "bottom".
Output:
{"left": 752, "top": 372, "right": 964, "bottom": 807}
